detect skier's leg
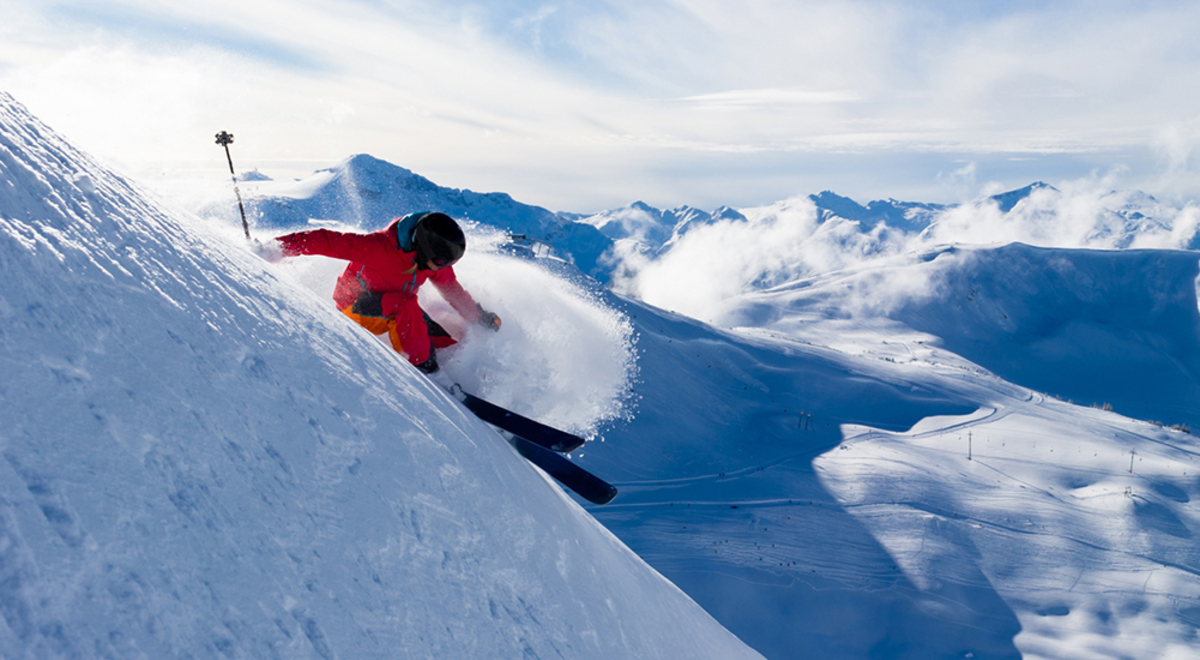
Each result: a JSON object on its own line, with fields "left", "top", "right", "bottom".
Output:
{"left": 341, "top": 305, "right": 409, "bottom": 355}
{"left": 391, "top": 299, "right": 433, "bottom": 367}
{"left": 340, "top": 306, "right": 394, "bottom": 338}
{"left": 423, "top": 311, "right": 458, "bottom": 350}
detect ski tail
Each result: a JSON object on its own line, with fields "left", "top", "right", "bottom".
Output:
{"left": 431, "top": 378, "right": 616, "bottom": 504}
{"left": 507, "top": 435, "right": 618, "bottom": 505}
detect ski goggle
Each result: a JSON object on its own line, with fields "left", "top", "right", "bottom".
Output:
{"left": 415, "top": 222, "right": 465, "bottom": 268}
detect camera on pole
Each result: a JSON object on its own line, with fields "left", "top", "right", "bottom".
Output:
{"left": 215, "top": 131, "right": 250, "bottom": 239}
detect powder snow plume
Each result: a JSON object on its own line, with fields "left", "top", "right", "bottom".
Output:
{"left": 269, "top": 224, "right": 640, "bottom": 439}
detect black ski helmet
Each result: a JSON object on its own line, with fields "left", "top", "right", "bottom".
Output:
{"left": 413, "top": 212, "right": 466, "bottom": 268}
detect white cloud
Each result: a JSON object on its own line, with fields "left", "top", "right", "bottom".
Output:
{"left": 621, "top": 195, "right": 920, "bottom": 322}
{"left": 4, "top": 0, "right": 1200, "bottom": 211}
{"left": 936, "top": 161, "right": 978, "bottom": 202}
{"left": 681, "top": 88, "right": 865, "bottom": 109}
{"left": 510, "top": 5, "right": 559, "bottom": 52}
{"left": 620, "top": 163, "right": 1200, "bottom": 324}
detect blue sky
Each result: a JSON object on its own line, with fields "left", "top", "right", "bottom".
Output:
{"left": 3, "top": 0, "right": 1199, "bottom": 212}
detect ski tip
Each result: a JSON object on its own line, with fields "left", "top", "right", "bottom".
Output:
{"left": 590, "top": 486, "right": 619, "bottom": 505}
{"left": 553, "top": 439, "right": 586, "bottom": 453}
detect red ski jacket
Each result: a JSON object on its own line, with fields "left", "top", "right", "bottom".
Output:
{"left": 276, "top": 217, "right": 482, "bottom": 323}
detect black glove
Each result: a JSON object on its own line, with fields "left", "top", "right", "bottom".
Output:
{"left": 352, "top": 292, "right": 384, "bottom": 317}
{"left": 415, "top": 349, "right": 439, "bottom": 374}
{"left": 476, "top": 304, "right": 501, "bottom": 332}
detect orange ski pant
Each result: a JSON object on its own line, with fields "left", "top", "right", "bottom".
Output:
{"left": 340, "top": 303, "right": 454, "bottom": 366}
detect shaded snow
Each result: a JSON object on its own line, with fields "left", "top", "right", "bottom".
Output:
{"left": 580, "top": 243, "right": 1200, "bottom": 658}
{"left": 728, "top": 244, "right": 1200, "bottom": 432}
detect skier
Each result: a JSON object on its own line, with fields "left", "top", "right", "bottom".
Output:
{"left": 256, "top": 211, "right": 501, "bottom": 374}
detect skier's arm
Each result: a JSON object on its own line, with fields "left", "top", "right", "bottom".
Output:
{"left": 429, "top": 267, "right": 499, "bottom": 333}
{"left": 276, "top": 228, "right": 377, "bottom": 261}
{"left": 431, "top": 268, "right": 502, "bottom": 331}
{"left": 430, "top": 267, "right": 482, "bottom": 322}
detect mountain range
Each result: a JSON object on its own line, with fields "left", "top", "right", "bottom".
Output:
{"left": 214, "top": 156, "right": 1198, "bottom": 286}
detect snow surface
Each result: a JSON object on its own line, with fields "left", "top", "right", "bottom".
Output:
{"left": 582, "top": 275, "right": 1200, "bottom": 658}
{"left": 571, "top": 194, "right": 1200, "bottom": 656}
{"left": 0, "top": 93, "right": 761, "bottom": 659}
{"left": 9, "top": 85, "right": 1200, "bottom": 660}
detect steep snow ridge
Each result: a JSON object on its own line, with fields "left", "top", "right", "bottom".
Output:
{"left": 989, "top": 181, "right": 1055, "bottom": 213}
{"left": 0, "top": 94, "right": 761, "bottom": 659}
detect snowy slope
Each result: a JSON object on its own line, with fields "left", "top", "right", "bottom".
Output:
{"left": 520, "top": 168, "right": 1200, "bottom": 659}
{"left": 206, "top": 150, "right": 1200, "bottom": 657}
{"left": 728, "top": 244, "right": 1200, "bottom": 432}
{"left": 191, "top": 145, "right": 1200, "bottom": 658}
{"left": 583, "top": 294, "right": 1019, "bottom": 659}
{"left": 11, "top": 86, "right": 1200, "bottom": 659}
{"left": 578, "top": 257, "right": 1200, "bottom": 659}
{"left": 0, "top": 93, "right": 763, "bottom": 659}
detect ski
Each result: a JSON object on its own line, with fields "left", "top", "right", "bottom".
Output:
{"left": 432, "top": 379, "right": 617, "bottom": 504}
{"left": 504, "top": 433, "right": 618, "bottom": 505}
{"left": 447, "top": 386, "right": 586, "bottom": 453}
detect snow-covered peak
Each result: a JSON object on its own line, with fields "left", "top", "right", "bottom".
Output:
{"left": 987, "top": 180, "right": 1056, "bottom": 212}
{"left": 809, "top": 190, "right": 872, "bottom": 221}
{"left": 320, "top": 152, "right": 437, "bottom": 195}
{"left": 0, "top": 93, "right": 762, "bottom": 659}
{"left": 806, "top": 190, "right": 948, "bottom": 235}
{"left": 579, "top": 200, "right": 677, "bottom": 245}
{"left": 202, "top": 152, "right": 615, "bottom": 280}
{"left": 576, "top": 201, "right": 750, "bottom": 256}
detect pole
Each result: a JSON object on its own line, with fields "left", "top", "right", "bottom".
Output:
{"left": 215, "top": 131, "right": 250, "bottom": 239}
